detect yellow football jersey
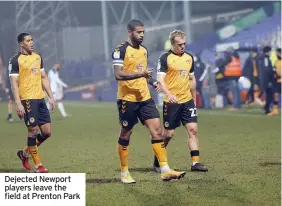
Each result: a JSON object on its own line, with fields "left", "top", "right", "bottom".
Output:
{"left": 112, "top": 41, "right": 151, "bottom": 102}
{"left": 157, "top": 50, "right": 194, "bottom": 104}
{"left": 9, "top": 52, "right": 45, "bottom": 100}
{"left": 274, "top": 59, "right": 281, "bottom": 82}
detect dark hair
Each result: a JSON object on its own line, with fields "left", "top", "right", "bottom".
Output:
{"left": 277, "top": 48, "right": 281, "bottom": 53}
{"left": 263, "top": 46, "right": 271, "bottom": 53}
{"left": 127, "top": 19, "right": 144, "bottom": 31}
{"left": 251, "top": 48, "right": 258, "bottom": 53}
{"left": 17, "top": 33, "right": 31, "bottom": 43}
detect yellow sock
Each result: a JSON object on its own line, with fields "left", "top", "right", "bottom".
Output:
{"left": 273, "top": 104, "right": 278, "bottom": 111}
{"left": 24, "top": 139, "right": 40, "bottom": 155}
{"left": 254, "top": 91, "right": 259, "bottom": 99}
{"left": 192, "top": 156, "right": 200, "bottom": 163}
{"left": 118, "top": 138, "right": 129, "bottom": 172}
{"left": 191, "top": 150, "right": 200, "bottom": 165}
{"left": 152, "top": 140, "right": 168, "bottom": 167}
{"left": 29, "top": 146, "right": 41, "bottom": 165}
{"left": 27, "top": 136, "right": 41, "bottom": 165}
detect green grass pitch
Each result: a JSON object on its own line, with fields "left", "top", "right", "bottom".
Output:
{"left": 0, "top": 101, "right": 280, "bottom": 206}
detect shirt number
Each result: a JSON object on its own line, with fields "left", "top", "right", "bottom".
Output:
{"left": 189, "top": 108, "right": 197, "bottom": 117}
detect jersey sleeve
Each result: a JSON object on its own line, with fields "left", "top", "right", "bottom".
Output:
{"left": 112, "top": 44, "right": 126, "bottom": 66}
{"left": 8, "top": 56, "right": 19, "bottom": 76}
{"left": 189, "top": 55, "right": 195, "bottom": 76}
{"left": 157, "top": 53, "right": 168, "bottom": 74}
{"left": 38, "top": 54, "right": 44, "bottom": 71}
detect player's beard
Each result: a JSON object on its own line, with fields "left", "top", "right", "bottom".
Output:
{"left": 131, "top": 36, "right": 143, "bottom": 46}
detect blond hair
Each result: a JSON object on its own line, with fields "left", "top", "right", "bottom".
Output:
{"left": 169, "top": 30, "right": 186, "bottom": 45}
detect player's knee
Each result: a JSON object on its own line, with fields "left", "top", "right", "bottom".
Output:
{"left": 164, "top": 129, "right": 174, "bottom": 138}
{"left": 119, "top": 129, "right": 132, "bottom": 140}
{"left": 28, "top": 127, "right": 39, "bottom": 136}
{"left": 42, "top": 132, "right": 51, "bottom": 138}
{"left": 188, "top": 127, "right": 198, "bottom": 138}
{"left": 150, "top": 127, "right": 163, "bottom": 139}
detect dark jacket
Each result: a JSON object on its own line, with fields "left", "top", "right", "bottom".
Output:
{"left": 194, "top": 56, "right": 206, "bottom": 90}
{"left": 257, "top": 54, "right": 275, "bottom": 90}
{"left": 215, "top": 53, "right": 229, "bottom": 81}
{"left": 242, "top": 54, "right": 258, "bottom": 82}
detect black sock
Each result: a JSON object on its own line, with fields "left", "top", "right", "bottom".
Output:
{"left": 8, "top": 113, "right": 12, "bottom": 119}
{"left": 37, "top": 133, "right": 47, "bottom": 145}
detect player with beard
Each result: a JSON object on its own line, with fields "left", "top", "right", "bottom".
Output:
{"left": 112, "top": 19, "right": 186, "bottom": 184}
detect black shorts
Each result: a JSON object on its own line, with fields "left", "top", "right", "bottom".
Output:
{"left": 22, "top": 99, "right": 51, "bottom": 127}
{"left": 273, "top": 82, "right": 281, "bottom": 93}
{"left": 163, "top": 99, "right": 197, "bottom": 130}
{"left": 117, "top": 98, "right": 160, "bottom": 130}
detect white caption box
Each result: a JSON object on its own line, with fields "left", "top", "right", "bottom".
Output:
{"left": 0, "top": 173, "right": 85, "bottom": 206}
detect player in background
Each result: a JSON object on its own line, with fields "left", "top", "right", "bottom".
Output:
{"left": 9, "top": 33, "right": 55, "bottom": 173}
{"left": 154, "top": 30, "right": 208, "bottom": 172}
{"left": 0, "top": 55, "right": 4, "bottom": 97}
{"left": 47, "top": 63, "right": 70, "bottom": 118}
{"left": 268, "top": 48, "right": 281, "bottom": 116}
{"left": 0, "top": 55, "right": 15, "bottom": 122}
{"left": 5, "top": 66, "right": 16, "bottom": 122}
{"left": 112, "top": 19, "right": 186, "bottom": 184}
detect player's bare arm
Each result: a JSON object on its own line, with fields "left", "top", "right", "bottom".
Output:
{"left": 41, "top": 70, "right": 55, "bottom": 111}
{"left": 157, "top": 73, "right": 178, "bottom": 103}
{"left": 10, "top": 75, "right": 25, "bottom": 118}
{"left": 189, "top": 75, "right": 197, "bottom": 104}
{"left": 113, "top": 64, "right": 152, "bottom": 81}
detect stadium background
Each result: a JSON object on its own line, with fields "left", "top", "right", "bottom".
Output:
{"left": 0, "top": 1, "right": 280, "bottom": 104}
{"left": 0, "top": 1, "right": 281, "bottom": 206}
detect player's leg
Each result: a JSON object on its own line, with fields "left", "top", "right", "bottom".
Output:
{"left": 56, "top": 88, "right": 69, "bottom": 117}
{"left": 57, "top": 100, "right": 69, "bottom": 117}
{"left": 264, "top": 88, "right": 273, "bottom": 114}
{"left": 17, "top": 99, "right": 49, "bottom": 172}
{"left": 118, "top": 127, "right": 135, "bottom": 183}
{"left": 153, "top": 101, "right": 181, "bottom": 171}
{"left": 253, "top": 84, "right": 263, "bottom": 105}
{"left": 27, "top": 125, "right": 48, "bottom": 172}
{"left": 117, "top": 100, "right": 138, "bottom": 184}
{"left": 268, "top": 83, "right": 280, "bottom": 116}
{"left": 141, "top": 99, "right": 185, "bottom": 181}
{"left": 7, "top": 100, "right": 14, "bottom": 121}
{"left": 7, "top": 89, "right": 15, "bottom": 121}
{"left": 182, "top": 100, "right": 208, "bottom": 172}
{"left": 22, "top": 123, "right": 52, "bottom": 154}
{"left": 23, "top": 99, "right": 52, "bottom": 151}
{"left": 38, "top": 99, "right": 52, "bottom": 145}
{"left": 153, "top": 129, "right": 175, "bottom": 172}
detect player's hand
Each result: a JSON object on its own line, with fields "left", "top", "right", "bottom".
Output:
{"left": 167, "top": 94, "right": 178, "bottom": 104}
{"left": 153, "top": 82, "right": 162, "bottom": 93}
{"left": 16, "top": 103, "right": 25, "bottom": 119}
{"left": 4, "top": 88, "right": 9, "bottom": 94}
{"left": 193, "top": 98, "right": 197, "bottom": 107}
{"left": 49, "top": 98, "right": 56, "bottom": 112}
{"left": 142, "top": 68, "right": 153, "bottom": 79}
